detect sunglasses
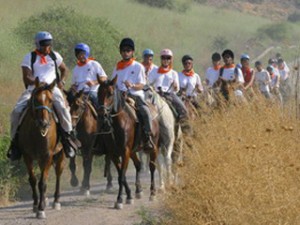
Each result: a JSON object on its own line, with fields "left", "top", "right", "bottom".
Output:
{"left": 161, "top": 56, "right": 171, "bottom": 60}
{"left": 183, "top": 61, "right": 192, "bottom": 65}
{"left": 121, "top": 48, "right": 133, "bottom": 53}
{"left": 223, "top": 55, "right": 232, "bottom": 59}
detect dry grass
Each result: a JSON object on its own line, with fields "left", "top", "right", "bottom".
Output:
{"left": 163, "top": 98, "right": 300, "bottom": 225}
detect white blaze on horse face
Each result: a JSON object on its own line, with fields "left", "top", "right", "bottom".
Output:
{"left": 42, "top": 93, "right": 46, "bottom": 102}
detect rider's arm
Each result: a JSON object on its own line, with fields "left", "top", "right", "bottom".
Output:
{"left": 22, "top": 66, "right": 35, "bottom": 86}
{"left": 59, "top": 62, "right": 68, "bottom": 84}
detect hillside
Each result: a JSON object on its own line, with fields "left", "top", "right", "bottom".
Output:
{"left": 205, "top": 0, "right": 300, "bottom": 21}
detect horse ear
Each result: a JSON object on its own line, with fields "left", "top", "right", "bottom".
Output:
{"left": 34, "top": 77, "right": 40, "bottom": 87}
{"left": 110, "top": 75, "right": 118, "bottom": 86}
{"left": 49, "top": 80, "right": 56, "bottom": 91}
{"left": 78, "top": 90, "right": 84, "bottom": 99}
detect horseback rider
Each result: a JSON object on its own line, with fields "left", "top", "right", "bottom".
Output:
{"left": 218, "top": 49, "right": 244, "bottom": 101}
{"left": 141, "top": 48, "right": 158, "bottom": 78}
{"left": 240, "top": 53, "right": 255, "bottom": 99}
{"left": 254, "top": 61, "right": 271, "bottom": 99}
{"left": 111, "top": 37, "right": 154, "bottom": 150}
{"left": 71, "top": 43, "right": 107, "bottom": 108}
{"left": 148, "top": 49, "right": 188, "bottom": 121}
{"left": 7, "top": 31, "right": 80, "bottom": 160}
{"left": 178, "top": 55, "right": 203, "bottom": 109}
{"left": 267, "top": 65, "right": 283, "bottom": 104}
{"left": 205, "top": 52, "right": 222, "bottom": 88}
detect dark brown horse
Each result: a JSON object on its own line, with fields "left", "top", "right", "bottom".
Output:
{"left": 18, "top": 78, "right": 65, "bottom": 219}
{"left": 97, "top": 77, "right": 160, "bottom": 209}
{"left": 66, "top": 90, "right": 112, "bottom": 196}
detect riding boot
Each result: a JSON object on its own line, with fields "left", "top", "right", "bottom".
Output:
{"left": 7, "top": 135, "right": 22, "bottom": 161}
{"left": 144, "top": 132, "right": 154, "bottom": 152}
{"left": 61, "top": 131, "right": 81, "bottom": 158}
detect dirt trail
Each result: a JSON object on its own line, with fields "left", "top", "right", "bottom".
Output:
{"left": 0, "top": 166, "right": 162, "bottom": 225}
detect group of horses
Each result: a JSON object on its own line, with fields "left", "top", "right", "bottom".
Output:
{"left": 17, "top": 77, "right": 202, "bottom": 218}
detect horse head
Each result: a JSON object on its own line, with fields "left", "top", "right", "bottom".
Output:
{"left": 69, "top": 90, "right": 86, "bottom": 128}
{"left": 97, "top": 76, "right": 117, "bottom": 117}
{"left": 30, "top": 77, "right": 56, "bottom": 137}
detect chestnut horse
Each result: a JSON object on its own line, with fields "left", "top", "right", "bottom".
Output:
{"left": 66, "top": 90, "right": 113, "bottom": 196}
{"left": 97, "top": 77, "right": 160, "bottom": 209}
{"left": 18, "top": 78, "right": 65, "bottom": 219}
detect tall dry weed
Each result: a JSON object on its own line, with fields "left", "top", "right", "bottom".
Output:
{"left": 164, "top": 98, "right": 300, "bottom": 225}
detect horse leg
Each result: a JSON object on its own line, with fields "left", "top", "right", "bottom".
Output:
{"left": 23, "top": 156, "right": 38, "bottom": 213}
{"left": 130, "top": 152, "right": 143, "bottom": 198}
{"left": 104, "top": 154, "right": 113, "bottom": 192}
{"left": 149, "top": 150, "right": 158, "bottom": 201}
{"left": 53, "top": 151, "right": 64, "bottom": 210}
{"left": 69, "top": 156, "right": 79, "bottom": 187}
{"left": 111, "top": 156, "right": 124, "bottom": 209}
{"left": 81, "top": 149, "right": 93, "bottom": 196}
{"left": 121, "top": 151, "right": 133, "bottom": 205}
{"left": 37, "top": 158, "right": 52, "bottom": 219}
{"left": 156, "top": 151, "right": 166, "bottom": 192}
{"left": 165, "top": 144, "right": 174, "bottom": 186}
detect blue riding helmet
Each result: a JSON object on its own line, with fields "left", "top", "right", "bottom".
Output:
{"left": 74, "top": 43, "right": 90, "bottom": 58}
{"left": 35, "top": 31, "right": 53, "bottom": 49}
{"left": 240, "top": 53, "right": 250, "bottom": 60}
{"left": 143, "top": 49, "right": 154, "bottom": 57}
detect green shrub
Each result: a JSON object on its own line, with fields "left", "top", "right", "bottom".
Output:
{"left": 0, "top": 136, "right": 20, "bottom": 203}
{"left": 257, "top": 23, "right": 292, "bottom": 42}
{"left": 212, "top": 36, "right": 229, "bottom": 51}
{"left": 14, "top": 7, "right": 122, "bottom": 76}
{"left": 288, "top": 12, "right": 300, "bottom": 23}
{"left": 134, "top": 0, "right": 190, "bottom": 13}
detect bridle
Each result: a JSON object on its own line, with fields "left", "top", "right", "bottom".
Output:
{"left": 31, "top": 85, "right": 53, "bottom": 137}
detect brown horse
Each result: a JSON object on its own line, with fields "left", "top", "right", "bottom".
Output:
{"left": 66, "top": 90, "right": 113, "bottom": 196}
{"left": 18, "top": 78, "right": 65, "bottom": 219}
{"left": 97, "top": 77, "right": 160, "bottom": 209}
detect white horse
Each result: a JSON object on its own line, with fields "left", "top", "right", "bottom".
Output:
{"left": 141, "top": 88, "right": 183, "bottom": 190}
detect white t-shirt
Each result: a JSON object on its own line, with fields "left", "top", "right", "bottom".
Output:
{"left": 21, "top": 51, "right": 63, "bottom": 90}
{"left": 111, "top": 60, "right": 146, "bottom": 99}
{"left": 255, "top": 69, "right": 270, "bottom": 93}
{"left": 144, "top": 63, "right": 158, "bottom": 77}
{"left": 205, "top": 67, "right": 220, "bottom": 87}
{"left": 72, "top": 60, "right": 107, "bottom": 93}
{"left": 278, "top": 64, "right": 290, "bottom": 81}
{"left": 178, "top": 72, "right": 203, "bottom": 96}
{"left": 221, "top": 66, "right": 244, "bottom": 84}
{"left": 148, "top": 68, "right": 179, "bottom": 93}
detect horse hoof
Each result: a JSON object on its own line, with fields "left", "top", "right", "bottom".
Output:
{"left": 149, "top": 195, "right": 156, "bottom": 201}
{"left": 135, "top": 192, "right": 143, "bottom": 199}
{"left": 158, "top": 187, "right": 166, "bottom": 194}
{"left": 126, "top": 199, "right": 134, "bottom": 205}
{"left": 33, "top": 205, "right": 38, "bottom": 213}
{"left": 84, "top": 190, "right": 90, "bottom": 197}
{"left": 70, "top": 176, "right": 79, "bottom": 187}
{"left": 114, "top": 202, "right": 123, "bottom": 210}
{"left": 80, "top": 187, "right": 90, "bottom": 197}
{"left": 106, "top": 184, "right": 113, "bottom": 193}
{"left": 36, "top": 210, "right": 46, "bottom": 219}
{"left": 52, "top": 202, "right": 61, "bottom": 210}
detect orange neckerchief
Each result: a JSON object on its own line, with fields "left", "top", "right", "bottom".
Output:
{"left": 142, "top": 62, "right": 152, "bottom": 73}
{"left": 213, "top": 65, "right": 222, "bottom": 70}
{"left": 182, "top": 69, "right": 195, "bottom": 77}
{"left": 35, "top": 49, "right": 48, "bottom": 65}
{"left": 223, "top": 64, "right": 235, "bottom": 69}
{"left": 77, "top": 57, "right": 95, "bottom": 67}
{"left": 116, "top": 58, "right": 135, "bottom": 71}
{"left": 157, "top": 66, "right": 172, "bottom": 74}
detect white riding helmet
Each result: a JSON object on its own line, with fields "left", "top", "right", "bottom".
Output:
{"left": 160, "top": 49, "right": 173, "bottom": 57}
{"left": 35, "top": 31, "right": 53, "bottom": 49}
